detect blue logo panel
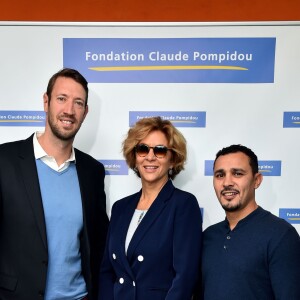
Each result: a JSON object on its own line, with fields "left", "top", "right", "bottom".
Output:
{"left": 99, "top": 160, "right": 128, "bottom": 175}
{"left": 129, "top": 111, "right": 206, "bottom": 128}
{"left": 283, "top": 112, "right": 300, "bottom": 128}
{"left": 63, "top": 38, "right": 275, "bottom": 83}
{"left": 0, "top": 111, "right": 45, "bottom": 127}
{"left": 279, "top": 208, "right": 300, "bottom": 224}
{"left": 205, "top": 160, "right": 281, "bottom": 176}
{"left": 204, "top": 160, "right": 214, "bottom": 176}
{"left": 258, "top": 161, "right": 281, "bottom": 176}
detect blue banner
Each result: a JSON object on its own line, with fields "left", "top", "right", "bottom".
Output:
{"left": 0, "top": 111, "right": 46, "bottom": 127}
{"left": 204, "top": 160, "right": 214, "bottom": 176}
{"left": 283, "top": 112, "right": 300, "bottom": 128}
{"left": 63, "top": 38, "right": 276, "bottom": 83}
{"left": 205, "top": 160, "right": 281, "bottom": 176}
{"left": 99, "top": 160, "right": 128, "bottom": 175}
{"left": 279, "top": 208, "right": 300, "bottom": 224}
{"left": 129, "top": 111, "right": 206, "bottom": 128}
{"left": 258, "top": 161, "right": 281, "bottom": 176}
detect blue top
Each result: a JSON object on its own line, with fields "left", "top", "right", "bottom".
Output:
{"left": 36, "top": 160, "right": 87, "bottom": 300}
{"left": 201, "top": 206, "right": 300, "bottom": 300}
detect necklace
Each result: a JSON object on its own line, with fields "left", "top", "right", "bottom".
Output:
{"left": 137, "top": 211, "right": 145, "bottom": 226}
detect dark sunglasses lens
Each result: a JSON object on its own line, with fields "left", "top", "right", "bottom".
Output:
{"left": 136, "top": 144, "right": 150, "bottom": 157}
{"left": 153, "top": 146, "right": 168, "bottom": 158}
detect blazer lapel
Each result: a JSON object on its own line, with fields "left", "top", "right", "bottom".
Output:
{"left": 126, "top": 180, "right": 175, "bottom": 262}
{"left": 116, "top": 192, "right": 141, "bottom": 278}
{"left": 74, "top": 150, "right": 91, "bottom": 254}
{"left": 18, "top": 135, "right": 48, "bottom": 249}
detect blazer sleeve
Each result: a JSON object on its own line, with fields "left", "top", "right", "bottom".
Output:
{"left": 166, "top": 193, "right": 202, "bottom": 300}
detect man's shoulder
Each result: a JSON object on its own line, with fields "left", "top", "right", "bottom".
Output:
{"left": 0, "top": 135, "right": 33, "bottom": 155}
{"left": 256, "top": 207, "right": 294, "bottom": 230}
{"left": 259, "top": 208, "right": 279, "bottom": 222}
{"left": 0, "top": 138, "right": 27, "bottom": 148}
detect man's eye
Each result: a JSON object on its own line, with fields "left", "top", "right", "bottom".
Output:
{"left": 214, "top": 173, "right": 223, "bottom": 178}
{"left": 75, "top": 100, "right": 84, "bottom": 107}
{"left": 233, "top": 172, "right": 243, "bottom": 176}
{"left": 57, "top": 97, "right": 65, "bottom": 102}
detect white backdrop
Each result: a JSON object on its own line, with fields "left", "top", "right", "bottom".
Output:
{"left": 0, "top": 22, "right": 299, "bottom": 233}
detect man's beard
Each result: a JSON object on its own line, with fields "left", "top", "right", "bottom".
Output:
{"left": 221, "top": 202, "right": 242, "bottom": 212}
{"left": 48, "top": 114, "right": 81, "bottom": 141}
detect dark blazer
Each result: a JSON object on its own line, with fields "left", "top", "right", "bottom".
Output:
{"left": 0, "top": 134, "right": 109, "bottom": 300}
{"left": 99, "top": 180, "right": 202, "bottom": 300}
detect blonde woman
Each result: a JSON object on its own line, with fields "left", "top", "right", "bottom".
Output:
{"left": 99, "top": 116, "right": 202, "bottom": 300}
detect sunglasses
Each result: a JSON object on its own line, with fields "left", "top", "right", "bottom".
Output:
{"left": 135, "top": 144, "right": 171, "bottom": 158}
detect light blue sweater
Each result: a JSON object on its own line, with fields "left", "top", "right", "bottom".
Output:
{"left": 36, "top": 160, "right": 87, "bottom": 300}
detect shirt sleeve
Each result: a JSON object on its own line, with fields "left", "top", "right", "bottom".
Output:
{"left": 268, "top": 225, "right": 300, "bottom": 299}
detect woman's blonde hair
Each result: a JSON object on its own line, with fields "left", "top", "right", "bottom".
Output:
{"left": 122, "top": 116, "right": 187, "bottom": 179}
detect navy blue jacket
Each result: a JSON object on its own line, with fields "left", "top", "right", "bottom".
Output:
{"left": 0, "top": 135, "right": 109, "bottom": 300}
{"left": 99, "top": 180, "right": 202, "bottom": 300}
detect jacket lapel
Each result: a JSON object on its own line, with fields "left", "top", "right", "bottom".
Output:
{"left": 126, "top": 180, "right": 175, "bottom": 263}
{"left": 18, "top": 134, "right": 48, "bottom": 249}
{"left": 116, "top": 192, "right": 141, "bottom": 278}
{"left": 73, "top": 150, "right": 92, "bottom": 279}
{"left": 74, "top": 150, "right": 90, "bottom": 249}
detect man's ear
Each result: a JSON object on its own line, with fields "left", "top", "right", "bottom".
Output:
{"left": 43, "top": 93, "right": 49, "bottom": 113}
{"left": 254, "top": 172, "right": 263, "bottom": 189}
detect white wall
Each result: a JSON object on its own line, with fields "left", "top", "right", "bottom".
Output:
{"left": 0, "top": 22, "right": 299, "bottom": 232}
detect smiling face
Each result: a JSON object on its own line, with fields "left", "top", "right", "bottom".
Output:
{"left": 43, "top": 76, "right": 88, "bottom": 141}
{"left": 135, "top": 130, "right": 173, "bottom": 186}
{"left": 213, "top": 152, "right": 263, "bottom": 214}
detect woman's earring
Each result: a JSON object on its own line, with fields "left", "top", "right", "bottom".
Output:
{"left": 168, "top": 168, "right": 173, "bottom": 176}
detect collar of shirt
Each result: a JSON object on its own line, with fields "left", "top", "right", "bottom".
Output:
{"left": 224, "top": 206, "right": 262, "bottom": 232}
{"left": 33, "top": 131, "right": 76, "bottom": 172}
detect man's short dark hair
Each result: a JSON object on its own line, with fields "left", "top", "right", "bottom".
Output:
{"left": 46, "top": 68, "right": 88, "bottom": 106}
{"left": 214, "top": 144, "right": 259, "bottom": 175}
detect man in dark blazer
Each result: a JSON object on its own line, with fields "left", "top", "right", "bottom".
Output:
{"left": 0, "top": 68, "right": 109, "bottom": 300}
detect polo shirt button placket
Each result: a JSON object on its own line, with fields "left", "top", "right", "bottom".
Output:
{"left": 224, "top": 234, "right": 231, "bottom": 250}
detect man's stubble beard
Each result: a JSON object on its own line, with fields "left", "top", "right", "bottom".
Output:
{"left": 48, "top": 113, "right": 82, "bottom": 141}
{"left": 221, "top": 202, "right": 242, "bottom": 212}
